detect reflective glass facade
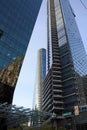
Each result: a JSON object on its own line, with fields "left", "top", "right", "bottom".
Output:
{"left": 43, "top": 0, "right": 87, "bottom": 116}
{"left": 59, "top": 0, "right": 87, "bottom": 109}
{"left": 36, "top": 49, "right": 46, "bottom": 111}
{"left": 60, "top": 0, "right": 87, "bottom": 76}
{"left": 0, "top": 0, "right": 42, "bottom": 104}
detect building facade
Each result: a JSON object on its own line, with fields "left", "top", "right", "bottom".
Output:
{"left": 42, "top": 0, "right": 87, "bottom": 117}
{"left": 35, "top": 48, "right": 46, "bottom": 111}
{"left": 82, "top": 75, "right": 87, "bottom": 104}
{"left": 0, "top": 0, "right": 42, "bottom": 104}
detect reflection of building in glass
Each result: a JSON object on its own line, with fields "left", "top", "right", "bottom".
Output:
{"left": 0, "top": 56, "right": 23, "bottom": 103}
{"left": 35, "top": 49, "right": 46, "bottom": 111}
{"left": 42, "top": 0, "right": 87, "bottom": 117}
{"left": 0, "top": 0, "right": 42, "bottom": 104}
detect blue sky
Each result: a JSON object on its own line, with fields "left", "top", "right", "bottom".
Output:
{"left": 13, "top": 0, "right": 87, "bottom": 108}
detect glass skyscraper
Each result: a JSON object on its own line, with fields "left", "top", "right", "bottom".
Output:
{"left": 42, "top": 0, "right": 87, "bottom": 117}
{"left": 35, "top": 48, "right": 46, "bottom": 111}
{"left": 0, "top": 0, "right": 42, "bottom": 104}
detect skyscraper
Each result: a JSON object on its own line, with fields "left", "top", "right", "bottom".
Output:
{"left": 35, "top": 48, "right": 46, "bottom": 111}
{"left": 0, "top": 0, "right": 42, "bottom": 104}
{"left": 42, "top": 0, "right": 87, "bottom": 117}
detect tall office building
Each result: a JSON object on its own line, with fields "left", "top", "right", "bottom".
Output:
{"left": 42, "top": 0, "right": 87, "bottom": 117}
{"left": 0, "top": 0, "right": 43, "bottom": 104}
{"left": 35, "top": 48, "right": 46, "bottom": 111}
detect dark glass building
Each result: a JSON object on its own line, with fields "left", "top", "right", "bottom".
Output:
{"left": 42, "top": 0, "right": 87, "bottom": 118}
{"left": 0, "top": 0, "right": 42, "bottom": 104}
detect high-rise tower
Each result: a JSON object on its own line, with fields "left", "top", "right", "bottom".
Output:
{"left": 0, "top": 0, "right": 43, "bottom": 104}
{"left": 42, "top": 0, "right": 87, "bottom": 117}
{"left": 35, "top": 48, "right": 46, "bottom": 111}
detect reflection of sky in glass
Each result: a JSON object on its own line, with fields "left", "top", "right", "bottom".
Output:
{"left": 0, "top": 0, "right": 42, "bottom": 70}
{"left": 61, "top": 0, "right": 87, "bottom": 76}
{"left": 0, "top": 0, "right": 43, "bottom": 104}
{"left": 0, "top": 0, "right": 43, "bottom": 80}
{"left": 42, "top": 49, "right": 46, "bottom": 80}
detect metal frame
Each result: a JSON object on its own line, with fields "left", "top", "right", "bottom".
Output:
{"left": 0, "top": 103, "right": 54, "bottom": 128}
